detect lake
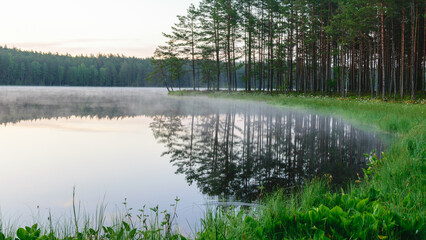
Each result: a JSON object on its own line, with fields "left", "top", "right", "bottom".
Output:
{"left": 0, "top": 87, "right": 388, "bottom": 234}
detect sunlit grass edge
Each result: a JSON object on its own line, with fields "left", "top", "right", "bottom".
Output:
{"left": 170, "top": 90, "right": 425, "bottom": 134}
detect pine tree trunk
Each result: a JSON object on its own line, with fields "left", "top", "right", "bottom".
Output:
{"left": 370, "top": 40, "right": 374, "bottom": 99}
{"left": 359, "top": 35, "right": 362, "bottom": 97}
{"left": 327, "top": 3, "right": 332, "bottom": 93}
{"left": 392, "top": 22, "right": 397, "bottom": 100}
{"left": 232, "top": 29, "right": 237, "bottom": 91}
{"left": 376, "top": 27, "right": 380, "bottom": 98}
{"left": 410, "top": 0, "right": 417, "bottom": 100}
{"left": 401, "top": 6, "right": 405, "bottom": 98}
{"left": 341, "top": 44, "right": 344, "bottom": 98}
{"left": 288, "top": 33, "right": 293, "bottom": 92}
{"left": 312, "top": 5, "right": 317, "bottom": 93}
{"left": 269, "top": 10, "right": 274, "bottom": 92}
{"left": 215, "top": 13, "right": 220, "bottom": 91}
{"left": 253, "top": 46, "right": 256, "bottom": 91}
{"left": 259, "top": 30, "right": 263, "bottom": 91}
{"left": 345, "top": 48, "right": 349, "bottom": 97}
{"left": 248, "top": 2, "right": 252, "bottom": 91}
{"left": 351, "top": 44, "right": 355, "bottom": 92}
{"left": 288, "top": 13, "right": 293, "bottom": 92}
{"left": 302, "top": 15, "right": 306, "bottom": 95}
{"left": 381, "top": 1, "right": 386, "bottom": 101}
{"left": 296, "top": 10, "right": 300, "bottom": 94}
{"left": 244, "top": 29, "right": 248, "bottom": 91}
{"left": 226, "top": 3, "right": 232, "bottom": 93}
{"left": 423, "top": 6, "right": 425, "bottom": 94}
{"left": 191, "top": 26, "right": 196, "bottom": 91}
{"left": 320, "top": 12, "right": 324, "bottom": 93}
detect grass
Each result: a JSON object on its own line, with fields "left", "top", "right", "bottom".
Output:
{"left": 1, "top": 90, "right": 424, "bottom": 239}
{"left": 0, "top": 196, "right": 186, "bottom": 240}
{"left": 172, "top": 90, "right": 425, "bottom": 239}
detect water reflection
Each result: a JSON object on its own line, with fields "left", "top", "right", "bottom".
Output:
{"left": 150, "top": 102, "right": 387, "bottom": 202}
{"left": 0, "top": 87, "right": 387, "bottom": 205}
{"left": 0, "top": 87, "right": 171, "bottom": 124}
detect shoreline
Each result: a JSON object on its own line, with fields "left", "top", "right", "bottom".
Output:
{"left": 172, "top": 90, "right": 425, "bottom": 239}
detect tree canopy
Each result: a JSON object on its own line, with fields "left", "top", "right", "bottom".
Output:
{"left": 155, "top": 0, "right": 425, "bottom": 100}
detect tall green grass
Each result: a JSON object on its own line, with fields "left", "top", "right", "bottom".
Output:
{"left": 0, "top": 196, "right": 186, "bottom": 240}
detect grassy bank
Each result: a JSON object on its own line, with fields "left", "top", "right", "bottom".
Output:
{"left": 170, "top": 91, "right": 424, "bottom": 134}
{"left": 172, "top": 91, "right": 425, "bottom": 239}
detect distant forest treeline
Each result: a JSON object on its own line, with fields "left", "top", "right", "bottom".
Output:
{"left": 154, "top": 0, "right": 425, "bottom": 99}
{"left": 0, "top": 47, "right": 155, "bottom": 87}
{"left": 0, "top": 47, "right": 232, "bottom": 88}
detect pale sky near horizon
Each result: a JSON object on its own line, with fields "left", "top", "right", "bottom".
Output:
{"left": 0, "top": 0, "right": 200, "bottom": 58}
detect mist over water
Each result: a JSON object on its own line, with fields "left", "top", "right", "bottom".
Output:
{"left": 0, "top": 87, "right": 388, "bottom": 232}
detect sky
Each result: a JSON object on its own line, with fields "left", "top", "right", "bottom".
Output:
{"left": 0, "top": 0, "right": 200, "bottom": 58}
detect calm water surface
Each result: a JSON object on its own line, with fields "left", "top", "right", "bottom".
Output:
{"left": 0, "top": 87, "right": 388, "bottom": 233}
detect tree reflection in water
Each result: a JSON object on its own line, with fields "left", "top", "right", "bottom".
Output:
{"left": 0, "top": 88, "right": 387, "bottom": 203}
{"left": 150, "top": 101, "right": 387, "bottom": 202}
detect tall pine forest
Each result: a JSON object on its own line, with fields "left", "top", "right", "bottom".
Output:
{"left": 154, "top": 0, "right": 425, "bottom": 100}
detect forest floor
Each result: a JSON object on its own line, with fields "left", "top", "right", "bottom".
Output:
{"left": 170, "top": 90, "right": 425, "bottom": 239}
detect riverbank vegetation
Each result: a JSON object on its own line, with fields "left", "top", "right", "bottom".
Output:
{"left": 170, "top": 91, "right": 425, "bottom": 239}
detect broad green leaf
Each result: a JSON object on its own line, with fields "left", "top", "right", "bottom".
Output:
{"left": 122, "top": 221, "right": 131, "bottom": 231}
{"left": 356, "top": 198, "right": 369, "bottom": 212}
{"left": 330, "top": 206, "right": 345, "bottom": 217}
{"left": 89, "top": 228, "right": 96, "bottom": 235}
{"left": 16, "top": 228, "right": 28, "bottom": 240}
{"left": 318, "top": 205, "right": 330, "bottom": 218}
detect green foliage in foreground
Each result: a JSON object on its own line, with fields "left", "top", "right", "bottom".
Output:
{"left": 0, "top": 222, "right": 187, "bottom": 240}
{"left": 0, "top": 200, "right": 188, "bottom": 240}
